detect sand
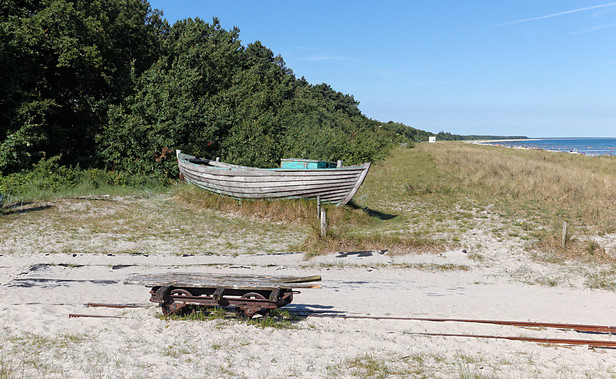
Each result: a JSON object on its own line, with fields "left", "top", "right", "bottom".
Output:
{"left": 2, "top": 199, "right": 616, "bottom": 377}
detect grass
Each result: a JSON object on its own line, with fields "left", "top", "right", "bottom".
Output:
{"left": 0, "top": 166, "right": 168, "bottom": 206}
{"left": 0, "top": 332, "right": 89, "bottom": 377}
{"left": 3, "top": 141, "right": 615, "bottom": 262}
{"left": 174, "top": 182, "right": 448, "bottom": 256}
{"left": 0, "top": 188, "right": 303, "bottom": 255}
{"left": 0, "top": 356, "right": 14, "bottom": 379}
{"left": 355, "top": 142, "right": 616, "bottom": 263}
{"left": 583, "top": 265, "right": 616, "bottom": 290}
{"left": 328, "top": 351, "right": 476, "bottom": 378}
{"left": 157, "top": 306, "right": 300, "bottom": 328}
{"left": 345, "top": 354, "right": 392, "bottom": 378}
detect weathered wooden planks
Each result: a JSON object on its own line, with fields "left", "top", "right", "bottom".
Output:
{"left": 124, "top": 273, "right": 322, "bottom": 290}
{"left": 177, "top": 150, "right": 370, "bottom": 205}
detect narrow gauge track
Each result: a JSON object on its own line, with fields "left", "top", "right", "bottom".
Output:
{"left": 298, "top": 313, "right": 616, "bottom": 334}
{"left": 84, "top": 303, "right": 616, "bottom": 334}
{"left": 76, "top": 303, "right": 616, "bottom": 349}
{"left": 415, "top": 333, "right": 616, "bottom": 349}
{"left": 81, "top": 302, "right": 616, "bottom": 348}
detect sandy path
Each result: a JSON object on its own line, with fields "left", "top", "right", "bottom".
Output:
{"left": 2, "top": 250, "right": 616, "bottom": 377}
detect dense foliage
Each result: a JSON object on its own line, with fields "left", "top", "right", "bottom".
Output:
{"left": 98, "top": 19, "right": 395, "bottom": 176}
{"left": 0, "top": 0, "right": 165, "bottom": 173}
{"left": 1, "top": 0, "right": 512, "bottom": 180}
{"left": 433, "top": 132, "right": 528, "bottom": 141}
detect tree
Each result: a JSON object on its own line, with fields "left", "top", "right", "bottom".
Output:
{"left": 0, "top": 0, "right": 165, "bottom": 173}
{"left": 3, "top": 5, "right": 400, "bottom": 178}
{"left": 99, "top": 17, "right": 244, "bottom": 175}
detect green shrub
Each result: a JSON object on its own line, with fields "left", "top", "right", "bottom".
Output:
{"left": 0, "top": 155, "right": 169, "bottom": 202}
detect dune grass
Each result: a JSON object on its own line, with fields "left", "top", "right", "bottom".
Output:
{"left": 358, "top": 142, "right": 616, "bottom": 262}
{"left": 361, "top": 142, "right": 616, "bottom": 227}
{"left": 431, "top": 143, "right": 616, "bottom": 234}
{"left": 163, "top": 142, "right": 616, "bottom": 260}
{"left": 3, "top": 142, "right": 615, "bottom": 261}
{"left": 173, "top": 183, "right": 447, "bottom": 256}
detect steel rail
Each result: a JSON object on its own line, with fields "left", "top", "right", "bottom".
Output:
{"left": 68, "top": 313, "right": 125, "bottom": 319}
{"left": 86, "top": 302, "right": 149, "bottom": 309}
{"left": 416, "top": 332, "right": 616, "bottom": 348}
{"left": 83, "top": 303, "right": 616, "bottom": 334}
{"left": 299, "top": 314, "right": 616, "bottom": 334}
{"left": 70, "top": 307, "right": 615, "bottom": 348}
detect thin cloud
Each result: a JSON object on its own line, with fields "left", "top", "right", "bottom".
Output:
{"left": 570, "top": 23, "right": 616, "bottom": 34}
{"left": 500, "top": 2, "right": 616, "bottom": 26}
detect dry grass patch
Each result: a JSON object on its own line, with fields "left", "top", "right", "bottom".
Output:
{"left": 174, "top": 184, "right": 444, "bottom": 256}
{"left": 0, "top": 356, "right": 15, "bottom": 379}
{"left": 359, "top": 143, "right": 616, "bottom": 263}
{"left": 532, "top": 234, "right": 613, "bottom": 264}
{"left": 583, "top": 265, "right": 616, "bottom": 290}
{"left": 173, "top": 184, "right": 371, "bottom": 226}
{"left": 433, "top": 143, "right": 616, "bottom": 235}
{"left": 301, "top": 228, "right": 447, "bottom": 257}
{"left": 0, "top": 193, "right": 304, "bottom": 255}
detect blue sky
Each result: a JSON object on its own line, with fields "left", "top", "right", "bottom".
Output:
{"left": 148, "top": 1, "right": 616, "bottom": 137}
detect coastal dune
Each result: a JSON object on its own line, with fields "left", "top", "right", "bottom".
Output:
{"left": 2, "top": 143, "right": 616, "bottom": 377}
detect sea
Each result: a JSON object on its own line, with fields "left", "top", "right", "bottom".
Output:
{"left": 483, "top": 138, "right": 616, "bottom": 156}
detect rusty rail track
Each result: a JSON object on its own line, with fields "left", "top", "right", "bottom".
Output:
{"left": 83, "top": 303, "right": 616, "bottom": 334}
{"left": 87, "top": 302, "right": 148, "bottom": 309}
{"left": 79, "top": 303, "right": 616, "bottom": 348}
{"left": 69, "top": 313, "right": 125, "bottom": 319}
{"left": 416, "top": 332, "right": 616, "bottom": 349}
{"left": 299, "top": 314, "right": 616, "bottom": 334}
{"left": 300, "top": 314, "right": 616, "bottom": 348}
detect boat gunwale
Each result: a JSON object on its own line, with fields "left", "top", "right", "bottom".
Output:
{"left": 178, "top": 151, "right": 369, "bottom": 172}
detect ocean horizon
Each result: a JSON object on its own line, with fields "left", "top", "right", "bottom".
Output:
{"left": 481, "top": 137, "right": 616, "bottom": 156}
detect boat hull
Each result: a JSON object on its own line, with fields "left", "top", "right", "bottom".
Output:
{"left": 177, "top": 151, "right": 370, "bottom": 205}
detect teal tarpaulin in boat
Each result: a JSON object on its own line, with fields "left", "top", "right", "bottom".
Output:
{"left": 280, "top": 159, "right": 338, "bottom": 169}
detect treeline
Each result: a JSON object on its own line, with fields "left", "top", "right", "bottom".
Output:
{"left": 0, "top": 0, "right": 502, "bottom": 180}
{"left": 433, "top": 132, "right": 528, "bottom": 141}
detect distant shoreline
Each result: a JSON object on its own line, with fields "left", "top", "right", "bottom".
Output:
{"left": 470, "top": 138, "right": 540, "bottom": 143}
{"left": 468, "top": 137, "right": 616, "bottom": 156}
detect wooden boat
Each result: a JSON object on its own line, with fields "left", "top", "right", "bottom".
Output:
{"left": 176, "top": 150, "right": 370, "bottom": 205}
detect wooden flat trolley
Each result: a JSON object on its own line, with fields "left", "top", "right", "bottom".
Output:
{"left": 125, "top": 273, "right": 321, "bottom": 318}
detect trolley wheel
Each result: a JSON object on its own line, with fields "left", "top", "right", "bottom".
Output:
{"left": 238, "top": 292, "right": 267, "bottom": 319}
{"left": 161, "top": 288, "right": 193, "bottom": 316}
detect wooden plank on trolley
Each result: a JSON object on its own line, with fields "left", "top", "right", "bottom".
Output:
{"left": 124, "top": 273, "right": 322, "bottom": 289}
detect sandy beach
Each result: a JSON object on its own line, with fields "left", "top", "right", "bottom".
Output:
{"left": 2, "top": 196, "right": 616, "bottom": 377}
{"left": 4, "top": 1, "right": 616, "bottom": 376}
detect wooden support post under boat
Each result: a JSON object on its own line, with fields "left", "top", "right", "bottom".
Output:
{"left": 320, "top": 208, "right": 327, "bottom": 236}
{"left": 316, "top": 196, "right": 321, "bottom": 219}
